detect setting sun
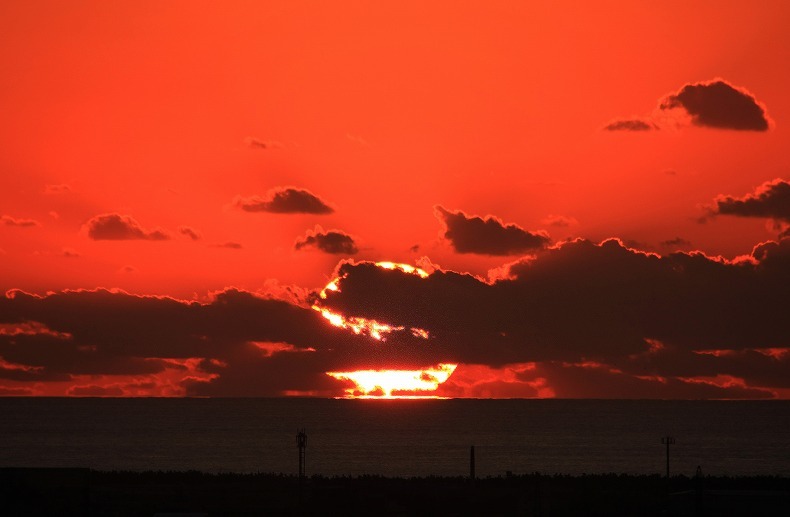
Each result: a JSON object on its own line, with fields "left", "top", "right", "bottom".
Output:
{"left": 315, "top": 261, "right": 450, "bottom": 396}
{"left": 326, "top": 363, "right": 458, "bottom": 398}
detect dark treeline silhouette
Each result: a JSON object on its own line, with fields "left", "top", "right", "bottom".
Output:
{"left": 1, "top": 468, "right": 788, "bottom": 516}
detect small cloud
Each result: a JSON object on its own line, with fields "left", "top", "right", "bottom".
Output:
{"left": 294, "top": 226, "right": 358, "bottom": 255}
{"left": 1, "top": 215, "right": 40, "bottom": 227}
{"left": 44, "top": 184, "right": 72, "bottom": 194}
{"left": 49, "top": 211, "right": 59, "bottom": 219}
{"left": 61, "top": 247, "right": 80, "bottom": 258}
{"left": 179, "top": 226, "right": 202, "bottom": 241}
{"left": 434, "top": 206, "right": 550, "bottom": 255}
{"left": 541, "top": 214, "right": 578, "bottom": 228}
{"left": 660, "top": 79, "right": 771, "bottom": 131}
{"left": 234, "top": 187, "right": 334, "bottom": 214}
{"left": 605, "top": 79, "right": 772, "bottom": 132}
{"left": 84, "top": 214, "right": 170, "bottom": 241}
{"left": 660, "top": 237, "right": 692, "bottom": 248}
{"left": 210, "top": 241, "right": 243, "bottom": 249}
{"left": 409, "top": 244, "right": 421, "bottom": 253}
{"left": 712, "top": 179, "right": 790, "bottom": 222}
{"left": 602, "top": 118, "right": 657, "bottom": 131}
{"left": 119, "top": 265, "right": 137, "bottom": 273}
{"left": 244, "top": 137, "right": 283, "bottom": 150}
{"left": 664, "top": 169, "right": 678, "bottom": 176}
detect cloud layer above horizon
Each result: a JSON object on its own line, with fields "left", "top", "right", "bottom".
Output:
{"left": 3, "top": 230, "right": 788, "bottom": 398}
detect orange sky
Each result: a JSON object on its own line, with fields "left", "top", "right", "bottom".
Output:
{"left": 2, "top": 1, "right": 790, "bottom": 398}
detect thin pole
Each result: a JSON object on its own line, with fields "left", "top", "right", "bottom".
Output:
{"left": 661, "top": 436, "right": 675, "bottom": 479}
{"left": 470, "top": 445, "right": 475, "bottom": 480}
{"left": 297, "top": 429, "right": 307, "bottom": 479}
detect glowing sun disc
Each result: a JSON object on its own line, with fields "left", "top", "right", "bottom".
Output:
{"left": 327, "top": 363, "right": 457, "bottom": 398}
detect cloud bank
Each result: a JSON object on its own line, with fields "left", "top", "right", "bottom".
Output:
{"left": 319, "top": 237, "right": 790, "bottom": 397}
{"left": 3, "top": 236, "right": 789, "bottom": 398}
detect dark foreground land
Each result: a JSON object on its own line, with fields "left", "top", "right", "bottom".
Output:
{"left": 1, "top": 468, "right": 788, "bottom": 516}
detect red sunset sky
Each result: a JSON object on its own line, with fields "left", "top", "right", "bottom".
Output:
{"left": 2, "top": 0, "right": 790, "bottom": 398}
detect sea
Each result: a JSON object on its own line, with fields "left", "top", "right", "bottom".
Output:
{"left": 1, "top": 398, "right": 788, "bottom": 478}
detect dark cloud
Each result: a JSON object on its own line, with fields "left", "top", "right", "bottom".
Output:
{"left": 61, "top": 248, "right": 80, "bottom": 258}
{"left": 603, "top": 119, "right": 657, "bottom": 131}
{"left": 0, "top": 288, "right": 411, "bottom": 396}
{"left": 294, "top": 226, "right": 358, "bottom": 255}
{"left": 610, "top": 344, "right": 790, "bottom": 391}
{"left": 435, "top": 206, "right": 550, "bottom": 255}
{"left": 234, "top": 187, "right": 334, "bottom": 214}
{"left": 660, "top": 79, "right": 770, "bottom": 131}
{"left": 606, "top": 79, "right": 771, "bottom": 132}
{"left": 533, "top": 362, "right": 773, "bottom": 399}
{"left": 210, "top": 241, "right": 243, "bottom": 249}
{"left": 178, "top": 226, "right": 202, "bottom": 240}
{"left": 84, "top": 214, "right": 170, "bottom": 241}
{"left": 3, "top": 236, "right": 790, "bottom": 398}
{"left": 318, "top": 237, "right": 790, "bottom": 396}
{"left": 244, "top": 137, "right": 283, "bottom": 149}
{"left": 2, "top": 215, "right": 40, "bottom": 228}
{"left": 713, "top": 179, "right": 790, "bottom": 222}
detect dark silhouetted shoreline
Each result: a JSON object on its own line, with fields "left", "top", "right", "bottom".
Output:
{"left": 2, "top": 468, "right": 788, "bottom": 516}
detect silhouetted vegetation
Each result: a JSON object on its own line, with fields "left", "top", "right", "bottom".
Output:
{"left": 1, "top": 468, "right": 788, "bottom": 515}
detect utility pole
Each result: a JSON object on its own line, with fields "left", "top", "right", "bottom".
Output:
{"left": 661, "top": 435, "right": 675, "bottom": 479}
{"left": 470, "top": 445, "right": 475, "bottom": 481}
{"left": 297, "top": 429, "right": 307, "bottom": 479}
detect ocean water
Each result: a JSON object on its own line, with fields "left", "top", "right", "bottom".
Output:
{"left": 1, "top": 398, "right": 788, "bottom": 478}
